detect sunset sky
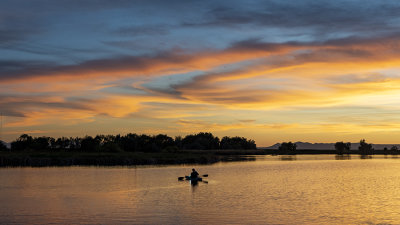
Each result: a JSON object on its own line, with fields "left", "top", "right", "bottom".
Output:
{"left": 1, "top": 0, "right": 400, "bottom": 146}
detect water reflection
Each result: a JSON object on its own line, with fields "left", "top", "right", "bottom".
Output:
{"left": 335, "top": 155, "right": 351, "bottom": 160}
{"left": 224, "top": 155, "right": 256, "bottom": 162}
{"left": 3, "top": 159, "right": 400, "bottom": 224}
{"left": 279, "top": 155, "right": 297, "bottom": 161}
{"left": 228, "top": 154, "right": 400, "bottom": 162}
{"left": 179, "top": 178, "right": 208, "bottom": 187}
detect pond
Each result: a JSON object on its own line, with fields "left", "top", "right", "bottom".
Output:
{"left": 1, "top": 155, "right": 400, "bottom": 224}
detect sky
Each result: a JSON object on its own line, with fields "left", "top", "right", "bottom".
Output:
{"left": 1, "top": 0, "right": 400, "bottom": 146}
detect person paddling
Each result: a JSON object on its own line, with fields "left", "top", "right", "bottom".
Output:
{"left": 191, "top": 168, "right": 199, "bottom": 179}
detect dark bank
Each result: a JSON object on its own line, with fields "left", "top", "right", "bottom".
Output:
{"left": 1, "top": 133, "right": 399, "bottom": 167}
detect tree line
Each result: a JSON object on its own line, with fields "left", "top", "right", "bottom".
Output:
{"left": 334, "top": 139, "right": 400, "bottom": 155}
{"left": 275, "top": 139, "right": 400, "bottom": 155}
{"left": 0, "top": 132, "right": 256, "bottom": 152}
{"left": 2, "top": 135, "right": 399, "bottom": 155}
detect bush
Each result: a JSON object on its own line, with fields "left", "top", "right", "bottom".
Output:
{"left": 164, "top": 146, "right": 179, "bottom": 153}
{"left": 101, "top": 142, "right": 123, "bottom": 152}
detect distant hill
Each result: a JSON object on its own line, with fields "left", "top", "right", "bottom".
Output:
{"left": 263, "top": 142, "right": 400, "bottom": 150}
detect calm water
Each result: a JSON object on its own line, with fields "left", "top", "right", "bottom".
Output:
{"left": 1, "top": 155, "right": 400, "bottom": 224}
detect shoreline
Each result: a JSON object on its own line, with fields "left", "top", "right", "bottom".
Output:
{"left": 0, "top": 150, "right": 259, "bottom": 167}
{"left": 0, "top": 149, "right": 397, "bottom": 167}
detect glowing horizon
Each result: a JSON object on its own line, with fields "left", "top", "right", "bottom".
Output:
{"left": 2, "top": 0, "right": 400, "bottom": 146}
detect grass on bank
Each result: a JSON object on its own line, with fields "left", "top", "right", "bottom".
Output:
{"left": 0, "top": 149, "right": 267, "bottom": 167}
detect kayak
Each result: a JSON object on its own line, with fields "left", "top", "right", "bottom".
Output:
{"left": 178, "top": 174, "right": 208, "bottom": 181}
{"left": 185, "top": 176, "right": 202, "bottom": 181}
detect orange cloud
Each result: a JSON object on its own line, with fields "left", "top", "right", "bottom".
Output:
{"left": 3, "top": 36, "right": 400, "bottom": 144}
{"left": 0, "top": 41, "right": 302, "bottom": 84}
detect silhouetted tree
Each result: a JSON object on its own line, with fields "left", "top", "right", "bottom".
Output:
{"left": 153, "top": 134, "right": 175, "bottom": 151}
{"left": 220, "top": 136, "right": 256, "bottom": 149}
{"left": 10, "top": 135, "right": 54, "bottom": 151}
{"left": 7, "top": 132, "right": 258, "bottom": 153}
{"left": 0, "top": 141, "right": 8, "bottom": 151}
{"left": 390, "top": 145, "right": 399, "bottom": 155}
{"left": 31, "top": 136, "right": 52, "bottom": 151}
{"left": 11, "top": 134, "right": 33, "bottom": 151}
{"left": 137, "top": 134, "right": 154, "bottom": 152}
{"left": 174, "top": 136, "right": 183, "bottom": 149}
{"left": 95, "top": 135, "right": 123, "bottom": 152}
{"left": 383, "top": 147, "right": 389, "bottom": 155}
{"left": 51, "top": 137, "right": 71, "bottom": 150}
{"left": 69, "top": 137, "right": 81, "bottom": 150}
{"left": 334, "top": 142, "right": 351, "bottom": 155}
{"left": 278, "top": 142, "right": 297, "bottom": 155}
{"left": 359, "top": 139, "right": 373, "bottom": 155}
{"left": 119, "top": 133, "right": 140, "bottom": 152}
{"left": 182, "top": 132, "right": 220, "bottom": 150}
{"left": 116, "top": 133, "right": 176, "bottom": 152}
{"left": 80, "top": 136, "right": 100, "bottom": 152}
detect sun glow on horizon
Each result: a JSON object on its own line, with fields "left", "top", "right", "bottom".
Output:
{"left": 2, "top": 1, "right": 400, "bottom": 146}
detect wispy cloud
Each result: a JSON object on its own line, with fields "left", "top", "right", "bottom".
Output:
{"left": 2, "top": 0, "right": 400, "bottom": 145}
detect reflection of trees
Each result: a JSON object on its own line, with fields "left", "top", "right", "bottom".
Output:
{"left": 279, "top": 155, "right": 297, "bottom": 161}
{"left": 223, "top": 155, "right": 256, "bottom": 162}
{"left": 359, "top": 155, "right": 372, "bottom": 159}
{"left": 335, "top": 154, "right": 351, "bottom": 160}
